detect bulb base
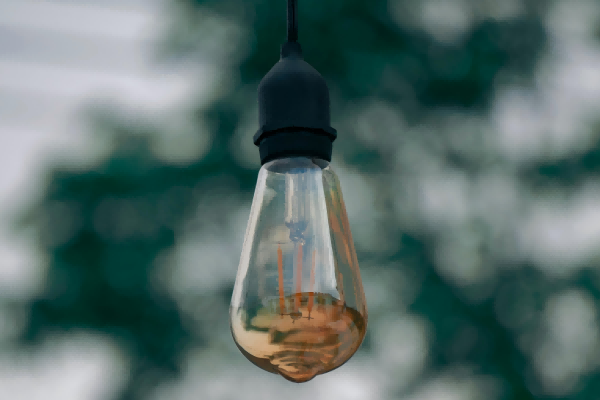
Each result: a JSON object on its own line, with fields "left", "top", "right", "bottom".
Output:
{"left": 258, "top": 129, "right": 333, "bottom": 164}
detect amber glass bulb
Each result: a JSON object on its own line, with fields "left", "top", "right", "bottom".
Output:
{"left": 230, "top": 157, "right": 367, "bottom": 383}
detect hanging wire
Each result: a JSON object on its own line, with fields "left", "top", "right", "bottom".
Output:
{"left": 287, "top": 0, "right": 298, "bottom": 42}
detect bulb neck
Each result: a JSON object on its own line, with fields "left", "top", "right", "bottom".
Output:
{"left": 258, "top": 129, "right": 333, "bottom": 165}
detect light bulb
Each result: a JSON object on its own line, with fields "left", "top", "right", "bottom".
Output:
{"left": 230, "top": 157, "right": 367, "bottom": 383}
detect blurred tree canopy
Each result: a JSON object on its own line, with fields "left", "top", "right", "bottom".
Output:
{"left": 13, "top": 1, "right": 600, "bottom": 400}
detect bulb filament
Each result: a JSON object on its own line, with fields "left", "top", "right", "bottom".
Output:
{"left": 277, "top": 245, "right": 286, "bottom": 316}
{"left": 291, "top": 241, "right": 303, "bottom": 321}
{"left": 308, "top": 249, "right": 316, "bottom": 319}
{"left": 277, "top": 242, "right": 318, "bottom": 322}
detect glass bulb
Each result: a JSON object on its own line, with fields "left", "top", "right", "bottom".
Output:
{"left": 230, "top": 157, "right": 367, "bottom": 383}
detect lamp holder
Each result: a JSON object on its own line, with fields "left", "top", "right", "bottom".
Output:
{"left": 254, "top": 0, "right": 337, "bottom": 165}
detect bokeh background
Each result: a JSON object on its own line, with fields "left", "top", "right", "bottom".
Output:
{"left": 2, "top": 0, "right": 600, "bottom": 399}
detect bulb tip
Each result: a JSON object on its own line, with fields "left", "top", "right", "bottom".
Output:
{"left": 279, "top": 370, "right": 319, "bottom": 383}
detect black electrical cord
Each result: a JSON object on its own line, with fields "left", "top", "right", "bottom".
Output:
{"left": 287, "top": 0, "right": 298, "bottom": 42}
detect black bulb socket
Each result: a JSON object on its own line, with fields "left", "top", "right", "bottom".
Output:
{"left": 254, "top": 42, "right": 337, "bottom": 165}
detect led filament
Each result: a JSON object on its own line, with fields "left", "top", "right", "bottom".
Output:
{"left": 230, "top": 157, "right": 367, "bottom": 383}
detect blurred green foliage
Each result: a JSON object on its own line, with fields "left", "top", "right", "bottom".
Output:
{"left": 15, "top": 1, "right": 600, "bottom": 400}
